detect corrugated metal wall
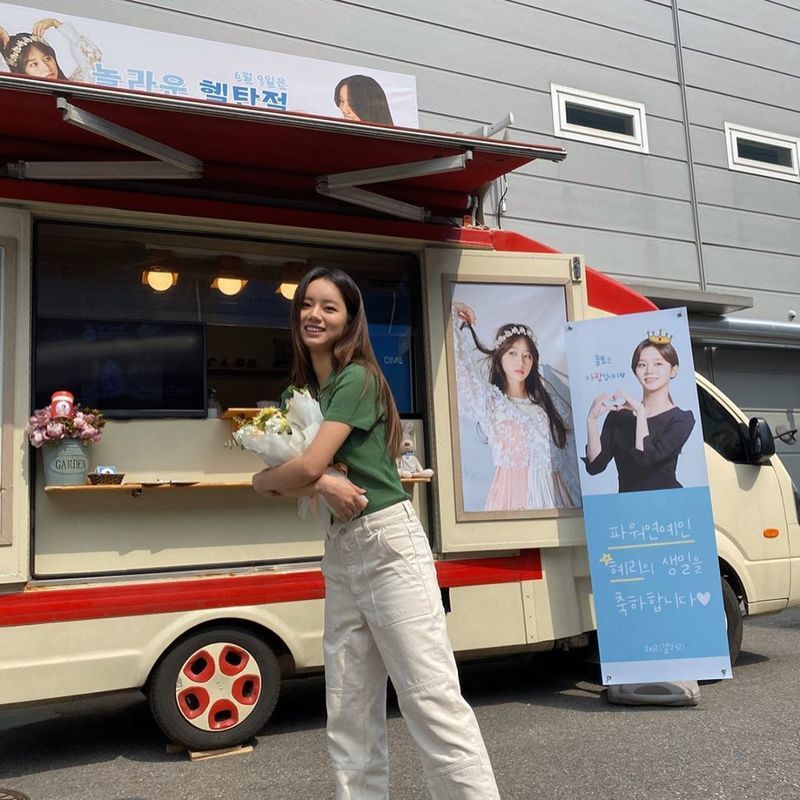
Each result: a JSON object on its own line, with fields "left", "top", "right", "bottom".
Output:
{"left": 679, "top": 0, "right": 800, "bottom": 322}
{"left": 36, "top": 0, "right": 795, "bottom": 323}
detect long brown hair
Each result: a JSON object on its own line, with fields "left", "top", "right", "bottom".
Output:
{"left": 333, "top": 74, "right": 394, "bottom": 125}
{"left": 289, "top": 267, "right": 402, "bottom": 459}
{"left": 461, "top": 320, "right": 569, "bottom": 448}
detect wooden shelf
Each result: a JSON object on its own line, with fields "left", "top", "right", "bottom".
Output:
{"left": 44, "top": 477, "right": 431, "bottom": 496}
{"left": 208, "top": 368, "right": 285, "bottom": 377}
{"left": 44, "top": 481, "right": 252, "bottom": 496}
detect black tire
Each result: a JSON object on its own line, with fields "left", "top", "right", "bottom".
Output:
{"left": 722, "top": 578, "right": 743, "bottom": 665}
{"left": 149, "top": 626, "right": 281, "bottom": 751}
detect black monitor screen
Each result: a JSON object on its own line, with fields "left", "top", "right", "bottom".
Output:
{"left": 35, "top": 319, "right": 207, "bottom": 418}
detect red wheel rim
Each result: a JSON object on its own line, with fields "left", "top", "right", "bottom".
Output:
{"left": 174, "top": 641, "right": 263, "bottom": 731}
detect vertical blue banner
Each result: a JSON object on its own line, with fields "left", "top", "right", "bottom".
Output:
{"left": 565, "top": 308, "right": 732, "bottom": 684}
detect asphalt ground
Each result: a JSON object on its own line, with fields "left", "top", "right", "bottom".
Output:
{"left": 1, "top": 607, "right": 799, "bottom": 800}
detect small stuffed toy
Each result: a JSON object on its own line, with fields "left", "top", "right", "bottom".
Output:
{"left": 396, "top": 422, "right": 434, "bottom": 479}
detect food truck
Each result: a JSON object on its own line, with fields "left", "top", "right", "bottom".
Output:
{"left": 0, "top": 73, "right": 798, "bottom": 752}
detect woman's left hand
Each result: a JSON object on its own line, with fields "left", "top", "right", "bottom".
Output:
{"left": 0, "top": 27, "right": 10, "bottom": 48}
{"left": 32, "top": 18, "right": 62, "bottom": 35}
{"left": 452, "top": 301, "right": 476, "bottom": 327}
{"left": 252, "top": 466, "right": 275, "bottom": 496}
{"left": 318, "top": 473, "right": 367, "bottom": 520}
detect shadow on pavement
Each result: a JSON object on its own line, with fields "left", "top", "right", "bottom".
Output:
{"left": 731, "top": 649, "right": 769, "bottom": 668}
{"left": 0, "top": 643, "right": 762, "bottom": 774}
{"left": 458, "top": 650, "right": 611, "bottom": 713}
{"left": 269, "top": 647, "right": 621, "bottom": 737}
{"left": 0, "top": 691, "right": 170, "bottom": 779}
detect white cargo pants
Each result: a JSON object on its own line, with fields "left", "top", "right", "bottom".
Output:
{"left": 321, "top": 499, "right": 500, "bottom": 800}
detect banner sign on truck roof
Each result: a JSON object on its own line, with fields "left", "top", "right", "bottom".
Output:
{"left": 0, "top": 2, "right": 419, "bottom": 126}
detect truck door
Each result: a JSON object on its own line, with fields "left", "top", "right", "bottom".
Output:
{"left": 697, "top": 378, "right": 790, "bottom": 607}
{"left": 0, "top": 238, "right": 27, "bottom": 586}
{"left": 423, "top": 246, "right": 588, "bottom": 553}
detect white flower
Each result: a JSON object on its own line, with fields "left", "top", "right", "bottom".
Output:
{"left": 494, "top": 325, "right": 536, "bottom": 348}
{"left": 229, "top": 388, "right": 334, "bottom": 530}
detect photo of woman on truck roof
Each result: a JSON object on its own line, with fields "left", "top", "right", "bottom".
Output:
{"left": 333, "top": 73, "right": 394, "bottom": 125}
{"left": 584, "top": 333, "right": 696, "bottom": 493}
{"left": 449, "top": 281, "right": 581, "bottom": 517}
{"left": 0, "top": 16, "right": 101, "bottom": 83}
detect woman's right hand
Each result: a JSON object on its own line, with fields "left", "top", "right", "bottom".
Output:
{"left": 587, "top": 393, "right": 615, "bottom": 420}
{"left": 317, "top": 472, "right": 368, "bottom": 519}
{"left": 0, "top": 27, "right": 9, "bottom": 48}
{"left": 453, "top": 302, "right": 476, "bottom": 326}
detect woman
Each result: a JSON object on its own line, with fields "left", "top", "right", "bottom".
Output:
{"left": 453, "top": 301, "right": 580, "bottom": 510}
{"left": 253, "top": 268, "right": 500, "bottom": 799}
{"left": 0, "top": 17, "right": 101, "bottom": 83}
{"left": 584, "top": 335, "right": 695, "bottom": 492}
{"left": 334, "top": 74, "right": 394, "bottom": 124}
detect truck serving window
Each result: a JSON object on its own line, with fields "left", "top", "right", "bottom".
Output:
{"left": 697, "top": 385, "right": 747, "bottom": 463}
{"left": 33, "top": 222, "right": 420, "bottom": 418}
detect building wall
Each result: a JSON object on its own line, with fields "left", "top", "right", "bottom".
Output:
{"left": 675, "top": 0, "right": 800, "bottom": 486}
{"left": 679, "top": 0, "right": 800, "bottom": 322}
{"left": 30, "top": 0, "right": 792, "bottom": 323}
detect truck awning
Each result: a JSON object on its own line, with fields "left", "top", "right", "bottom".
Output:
{"left": 0, "top": 76, "right": 566, "bottom": 222}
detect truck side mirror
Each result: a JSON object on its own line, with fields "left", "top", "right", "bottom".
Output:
{"left": 745, "top": 417, "right": 775, "bottom": 465}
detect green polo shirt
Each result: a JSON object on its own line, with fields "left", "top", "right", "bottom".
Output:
{"left": 318, "top": 363, "right": 409, "bottom": 516}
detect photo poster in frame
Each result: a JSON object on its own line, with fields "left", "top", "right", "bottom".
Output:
{"left": 564, "top": 307, "right": 731, "bottom": 684}
{"left": 443, "top": 276, "right": 582, "bottom": 522}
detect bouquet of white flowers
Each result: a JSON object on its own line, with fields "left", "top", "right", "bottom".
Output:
{"left": 229, "top": 387, "right": 364, "bottom": 527}
{"left": 230, "top": 390, "right": 319, "bottom": 467}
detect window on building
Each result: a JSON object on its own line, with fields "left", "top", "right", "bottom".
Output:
{"left": 550, "top": 84, "right": 649, "bottom": 153}
{"left": 724, "top": 123, "right": 800, "bottom": 182}
{"left": 33, "top": 223, "right": 422, "bottom": 418}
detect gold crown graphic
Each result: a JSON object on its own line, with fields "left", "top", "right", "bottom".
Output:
{"left": 647, "top": 329, "right": 672, "bottom": 345}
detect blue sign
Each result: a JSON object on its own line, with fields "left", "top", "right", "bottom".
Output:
{"left": 584, "top": 487, "right": 730, "bottom": 683}
{"left": 370, "top": 331, "right": 412, "bottom": 414}
{"left": 565, "top": 308, "right": 732, "bottom": 684}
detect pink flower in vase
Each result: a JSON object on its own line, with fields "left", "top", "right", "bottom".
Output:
{"left": 45, "top": 421, "right": 66, "bottom": 441}
{"left": 26, "top": 401, "right": 105, "bottom": 448}
{"left": 80, "top": 426, "right": 98, "bottom": 442}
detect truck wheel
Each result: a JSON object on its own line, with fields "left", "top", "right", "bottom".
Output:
{"left": 722, "top": 579, "right": 743, "bottom": 665}
{"left": 149, "top": 626, "right": 281, "bottom": 751}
